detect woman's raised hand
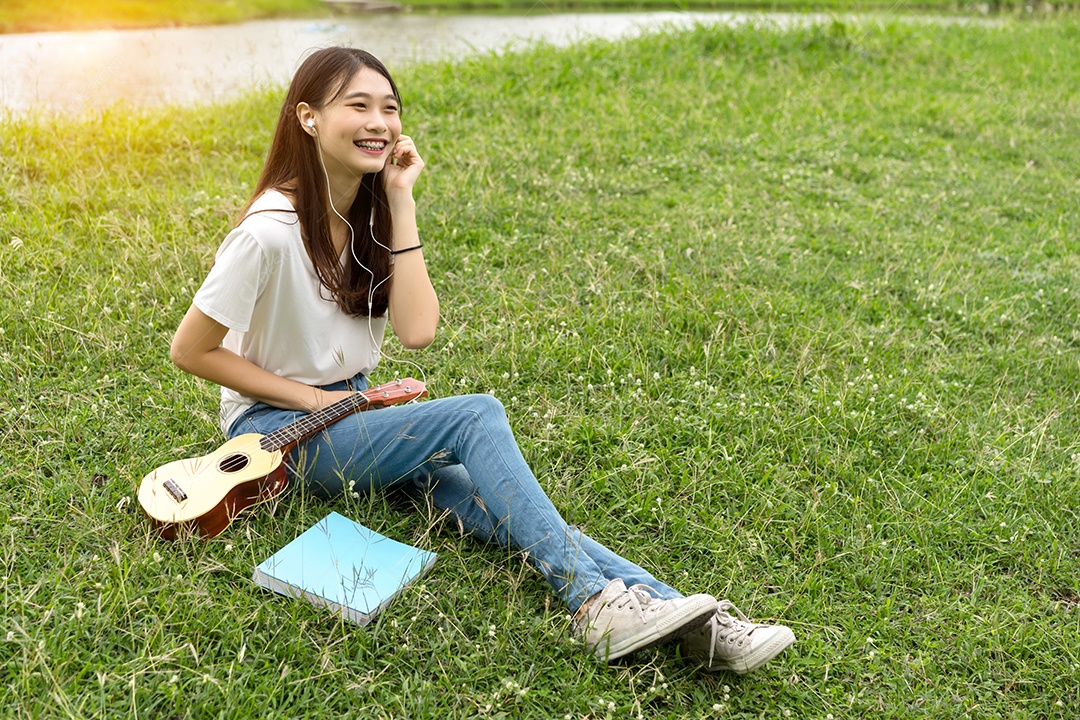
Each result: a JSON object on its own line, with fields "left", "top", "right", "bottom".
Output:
{"left": 383, "top": 133, "right": 424, "bottom": 195}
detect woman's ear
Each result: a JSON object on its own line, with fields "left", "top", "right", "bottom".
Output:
{"left": 295, "top": 103, "right": 316, "bottom": 134}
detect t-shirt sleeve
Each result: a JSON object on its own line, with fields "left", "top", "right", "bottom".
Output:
{"left": 192, "top": 227, "right": 269, "bottom": 333}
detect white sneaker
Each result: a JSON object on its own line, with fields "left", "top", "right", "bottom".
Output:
{"left": 573, "top": 579, "right": 717, "bottom": 662}
{"left": 682, "top": 600, "right": 795, "bottom": 674}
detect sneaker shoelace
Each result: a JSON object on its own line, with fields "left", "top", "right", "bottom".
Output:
{"left": 704, "top": 600, "right": 756, "bottom": 664}
{"left": 620, "top": 584, "right": 663, "bottom": 621}
{"left": 574, "top": 583, "right": 663, "bottom": 636}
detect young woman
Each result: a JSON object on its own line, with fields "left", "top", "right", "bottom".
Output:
{"left": 170, "top": 46, "right": 794, "bottom": 672}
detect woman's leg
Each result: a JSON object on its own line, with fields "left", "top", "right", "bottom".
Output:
{"left": 233, "top": 389, "right": 615, "bottom": 611}
{"left": 575, "top": 533, "right": 682, "bottom": 600}
{"left": 409, "top": 465, "right": 683, "bottom": 601}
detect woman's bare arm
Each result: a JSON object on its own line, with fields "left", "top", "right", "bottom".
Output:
{"left": 169, "top": 305, "right": 351, "bottom": 412}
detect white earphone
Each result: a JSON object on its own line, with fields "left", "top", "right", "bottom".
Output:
{"left": 302, "top": 106, "right": 428, "bottom": 390}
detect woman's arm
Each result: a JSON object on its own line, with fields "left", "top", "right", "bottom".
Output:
{"left": 383, "top": 134, "right": 439, "bottom": 348}
{"left": 169, "top": 305, "right": 351, "bottom": 412}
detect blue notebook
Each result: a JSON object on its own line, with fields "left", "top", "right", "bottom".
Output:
{"left": 252, "top": 512, "right": 436, "bottom": 626}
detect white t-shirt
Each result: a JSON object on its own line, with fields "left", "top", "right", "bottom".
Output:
{"left": 193, "top": 190, "right": 386, "bottom": 434}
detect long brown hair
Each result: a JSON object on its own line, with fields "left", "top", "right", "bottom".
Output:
{"left": 240, "top": 47, "right": 400, "bottom": 317}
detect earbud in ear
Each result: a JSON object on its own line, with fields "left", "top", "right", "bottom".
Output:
{"left": 306, "top": 119, "right": 316, "bottom": 129}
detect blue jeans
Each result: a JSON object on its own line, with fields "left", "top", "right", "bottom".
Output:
{"left": 228, "top": 373, "right": 682, "bottom": 612}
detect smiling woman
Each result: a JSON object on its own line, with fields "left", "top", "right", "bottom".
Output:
{"left": 164, "top": 44, "right": 795, "bottom": 672}
{"left": 0, "top": 0, "right": 327, "bottom": 33}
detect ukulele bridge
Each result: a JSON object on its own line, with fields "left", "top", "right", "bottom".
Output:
{"left": 163, "top": 479, "right": 188, "bottom": 503}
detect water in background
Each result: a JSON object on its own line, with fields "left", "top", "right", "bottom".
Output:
{"left": 0, "top": 11, "right": 836, "bottom": 113}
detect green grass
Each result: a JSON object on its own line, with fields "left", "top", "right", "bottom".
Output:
{"left": 2, "top": 15, "right": 1080, "bottom": 720}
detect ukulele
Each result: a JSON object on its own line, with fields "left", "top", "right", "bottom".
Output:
{"left": 137, "top": 378, "right": 426, "bottom": 541}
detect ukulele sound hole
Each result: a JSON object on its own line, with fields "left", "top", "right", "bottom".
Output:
{"left": 218, "top": 453, "right": 250, "bottom": 473}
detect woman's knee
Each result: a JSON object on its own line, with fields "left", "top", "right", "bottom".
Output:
{"left": 456, "top": 393, "right": 507, "bottom": 421}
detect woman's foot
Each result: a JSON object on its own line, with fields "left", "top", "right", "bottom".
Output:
{"left": 573, "top": 579, "right": 717, "bottom": 662}
{"left": 681, "top": 600, "right": 795, "bottom": 674}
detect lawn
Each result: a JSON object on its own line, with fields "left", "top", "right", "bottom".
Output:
{"left": 1, "top": 14, "right": 1079, "bottom": 720}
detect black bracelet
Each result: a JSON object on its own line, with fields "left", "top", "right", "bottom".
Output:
{"left": 390, "top": 243, "right": 424, "bottom": 256}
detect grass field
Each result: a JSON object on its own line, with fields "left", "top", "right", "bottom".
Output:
{"left": 0, "top": 0, "right": 1064, "bottom": 34}
{"left": 2, "top": 14, "right": 1079, "bottom": 720}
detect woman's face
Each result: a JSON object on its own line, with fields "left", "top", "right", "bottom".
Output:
{"left": 312, "top": 66, "right": 402, "bottom": 184}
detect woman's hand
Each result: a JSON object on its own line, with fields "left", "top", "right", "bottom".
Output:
{"left": 383, "top": 133, "right": 424, "bottom": 196}
{"left": 312, "top": 389, "right": 361, "bottom": 412}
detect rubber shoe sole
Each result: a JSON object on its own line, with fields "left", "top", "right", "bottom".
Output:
{"left": 701, "top": 624, "right": 796, "bottom": 674}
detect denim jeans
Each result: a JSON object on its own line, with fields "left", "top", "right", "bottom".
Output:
{"left": 228, "top": 373, "right": 682, "bottom": 612}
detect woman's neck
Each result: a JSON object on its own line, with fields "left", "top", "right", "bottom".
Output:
{"left": 325, "top": 168, "right": 363, "bottom": 218}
